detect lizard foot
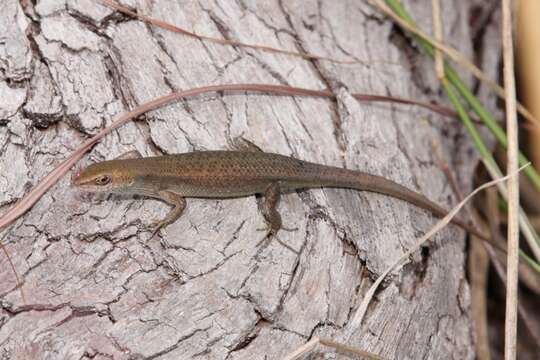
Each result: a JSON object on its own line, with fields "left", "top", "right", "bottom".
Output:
{"left": 255, "top": 227, "right": 299, "bottom": 254}
{"left": 255, "top": 223, "right": 298, "bottom": 236}
{"left": 147, "top": 192, "right": 187, "bottom": 240}
{"left": 148, "top": 219, "right": 167, "bottom": 240}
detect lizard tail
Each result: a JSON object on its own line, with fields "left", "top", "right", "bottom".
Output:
{"left": 310, "top": 166, "right": 491, "bottom": 242}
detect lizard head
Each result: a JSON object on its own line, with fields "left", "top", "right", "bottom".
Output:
{"left": 71, "top": 160, "right": 136, "bottom": 194}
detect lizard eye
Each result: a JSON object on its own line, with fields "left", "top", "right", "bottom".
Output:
{"left": 95, "top": 175, "right": 111, "bottom": 185}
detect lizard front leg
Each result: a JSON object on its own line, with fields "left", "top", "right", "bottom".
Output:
{"left": 150, "top": 190, "right": 186, "bottom": 237}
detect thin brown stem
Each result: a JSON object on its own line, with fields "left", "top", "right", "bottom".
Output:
{"left": 98, "top": 0, "right": 377, "bottom": 65}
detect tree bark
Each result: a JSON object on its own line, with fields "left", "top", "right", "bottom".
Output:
{"left": 0, "top": 0, "right": 501, "bottom": 359}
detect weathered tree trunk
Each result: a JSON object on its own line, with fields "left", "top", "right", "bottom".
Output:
{"left": 0, "top": 0, "right": 501, "bottom": 359}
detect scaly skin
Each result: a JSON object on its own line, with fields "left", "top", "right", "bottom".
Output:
{"left": 72, "top": 149, "right": 486, "bottom": 240}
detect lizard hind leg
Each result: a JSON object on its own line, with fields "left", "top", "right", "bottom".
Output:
{"left": 149, "top": 190, "right": 187, "bottom": 239}
{"left": 257, "top": 182, "right": 298, "bottom": 238}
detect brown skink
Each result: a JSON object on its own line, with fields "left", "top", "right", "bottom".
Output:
{"left": 72, "top": 144, "right": 488, "bottom": 243}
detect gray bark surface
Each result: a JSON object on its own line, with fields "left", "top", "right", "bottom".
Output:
{"left": 0, "top": 0, "right": 501, "bottom": 359}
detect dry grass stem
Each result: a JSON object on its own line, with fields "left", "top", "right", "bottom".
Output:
{"left": 501, "top": 1, "right": 520, "bottom": 358}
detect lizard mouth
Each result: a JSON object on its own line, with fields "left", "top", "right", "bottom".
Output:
{"left": 70, "top": 166, "right": 98, "bottom": 190}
